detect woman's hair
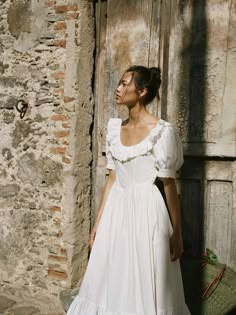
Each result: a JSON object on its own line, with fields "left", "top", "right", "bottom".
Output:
{"left": 125, "top": 65, "right": 161, "bottom": 105}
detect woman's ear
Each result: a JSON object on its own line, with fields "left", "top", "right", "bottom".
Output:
{"left": 139, "top": 87, "right": 147, "bottom": 99}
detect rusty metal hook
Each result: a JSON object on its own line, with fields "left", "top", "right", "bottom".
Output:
{"left": 16, "top": 99, "right": 28, "bottom": 119}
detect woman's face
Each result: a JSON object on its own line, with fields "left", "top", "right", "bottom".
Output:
{"left": 115, "top": 71, "right": 139, "bottom": 106}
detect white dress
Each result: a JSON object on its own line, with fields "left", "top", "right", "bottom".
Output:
{"left": 67, "top": 118, "right": 191, "bottom": 315}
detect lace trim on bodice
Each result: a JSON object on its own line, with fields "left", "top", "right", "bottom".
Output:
{"left": 106, "top": 118, "right": 170, "bottom": 162}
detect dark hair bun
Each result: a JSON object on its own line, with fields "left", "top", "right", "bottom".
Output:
{"left": 149, "top": 67, "right": 161, "bottom": 85}
{"left": 124, "top": 65, "right": 162, "bottom": 104}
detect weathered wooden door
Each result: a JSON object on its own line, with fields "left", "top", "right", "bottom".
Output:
{"left": 93, "top": 0, "right": 236, "bottom": 270}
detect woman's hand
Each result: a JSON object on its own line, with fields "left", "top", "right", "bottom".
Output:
{"left": 89, "top": 226, "right": 97, "bottom": 249}
{"left": 169, "top": 229, "right": 183, "bottom": 261}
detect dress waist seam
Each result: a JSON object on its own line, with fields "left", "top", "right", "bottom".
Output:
{"left": 114, "top": 179, "right": 157, "bottom": 191}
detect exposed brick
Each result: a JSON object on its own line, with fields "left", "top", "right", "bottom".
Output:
{"left": 54, "top": 5, "right": 78, "bottom": 14}
{"left": 52, "top": 71, "right": 64, "bottom": 80}
{"left": 48, "top": 254, "right": 67, "bottom": 262}
{"left": 53, "top": 88, "right": 64, "bottom": 96}
{"left": 53, "top": 39, "right": 66, "bottom": 48}
{"left": 50, "top": 147, "right": 67, "bottom": 155}
{"left": 62, "top": 156, "right": 71, "bottom": 164}
{"left": 66, "top": 12, "right": 79, "bottom": 20}
{"left": 62, "top": 122, "right": 70, "bottom": 128}
{"left": 60, "top": 248, "right": 67, "bottom": 256}
{"left": 44, "top": 0, "right": 55, "bottom": 7}
{"left": 48, "top": 206, "right": 61, "bottom": 212}
{"left": 48, "top": 269, "right": 68, "bottom": 280}
{"left": 64, "top": 96, "right": 75, "bottom": 103}
{"left": 51, "top": 114, "right": 68, "bottom": 121}
{"left": 53, "top": 21, "right": 66, "bottom": 30}
{"left": 54, "top": 130, "right": 70, "bottom": 138}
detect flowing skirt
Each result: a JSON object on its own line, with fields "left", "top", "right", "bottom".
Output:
{"left": 67, "top": 182, "right": 191, "bottom": 315}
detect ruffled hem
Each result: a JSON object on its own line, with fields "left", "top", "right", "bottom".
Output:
{"left": 106, "top": 118, "right": 169, "bottom": 163}
{"left": 66, "top": 295, "right": 191, "bottom": 315}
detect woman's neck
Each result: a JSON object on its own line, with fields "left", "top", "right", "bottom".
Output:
{"left": 128, "top": 104, "right": 148, "bottom": 126}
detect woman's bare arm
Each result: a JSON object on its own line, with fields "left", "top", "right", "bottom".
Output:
{"left": 89, "top": 170, "right": 116, "bottom": 249}
{"left": 162, "top": 178, "right": 183, "bottom": 261}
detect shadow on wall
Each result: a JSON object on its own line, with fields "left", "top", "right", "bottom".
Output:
{"left": 178, "top": 1, "right": 207, "bottom": 314}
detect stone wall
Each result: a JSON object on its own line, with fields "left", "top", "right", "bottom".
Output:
{"left": 0, "top": 0, "right": 94, "bottom": 312}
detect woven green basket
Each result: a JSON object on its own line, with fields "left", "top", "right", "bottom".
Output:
{"left": 181, "top": 249, "right": 236, "bottom": 315}
{"left": 202, "top": 263, "right": 236, "bottom": 315}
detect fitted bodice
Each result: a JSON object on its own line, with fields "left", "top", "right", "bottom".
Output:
{"left": 114, "top": 154, "right": 158, "bottom": 188}
{"left": 106, "top": 118, "right": 184, "bottom": 184}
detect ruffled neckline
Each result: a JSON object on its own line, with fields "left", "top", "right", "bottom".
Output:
{"left": 107, "top": 118, "right": 169, "bottom": 162}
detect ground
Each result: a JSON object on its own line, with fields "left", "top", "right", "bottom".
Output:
{"left": 0, "top": 286, "right": 65, "bottom": 315}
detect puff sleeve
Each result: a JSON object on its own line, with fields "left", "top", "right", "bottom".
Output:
{"left": 105, "top": 122, "right": 115, "bottom": 170}
{"left": 153, "top": 125, "right": 184, "bottom": 179}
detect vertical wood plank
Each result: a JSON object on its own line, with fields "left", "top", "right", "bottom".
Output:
{"left": 205, "top": 180, "right": 233, "bottom": 267}
{"left": 93, "top": 0, "right": 108, "bottom": 218}
{"left": 148, "top": 0, "right": 162, "bottom": 117}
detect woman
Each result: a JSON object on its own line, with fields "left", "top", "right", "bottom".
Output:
{"left": 67, "top": 65, "right": 191, "bottom": 314}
